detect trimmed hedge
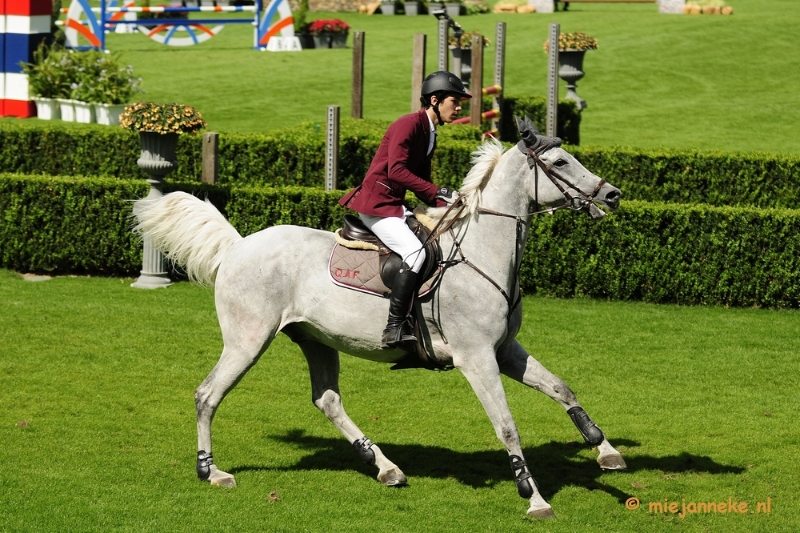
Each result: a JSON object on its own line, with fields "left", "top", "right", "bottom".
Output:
{"left": 522, "top": 201, "right": 800, "bottom": 308}
{"left": 0, "top": 174, "right": 147, "bottom": 274}
{"left": 569, "top": 146, "right": 800, "bottom": 209}
{"left": 3, "top": 174, "right": 800, "bottom": 309}
{"left": 2, "top": 119, "right": 800, "bottom": 208}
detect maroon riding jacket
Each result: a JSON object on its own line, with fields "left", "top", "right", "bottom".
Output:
{"left": 339, "top": 109, "right": 446, "bottom": 218}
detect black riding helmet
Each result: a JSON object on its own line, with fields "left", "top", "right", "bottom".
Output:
{"left": 420, "top": 71, "right": 472, "bottom": 124}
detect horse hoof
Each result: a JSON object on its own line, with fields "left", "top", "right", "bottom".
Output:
{"left": 210, "top": 473, "right": 237, "bottom": 487}
{"left": 378, "top": 468, "right": 407, "bottom": 487}
{"left": 526, "top": 505, "right": 556, "bottom": 519}
{"left": 598, "top": 452, "right": 627, "bottom": 471}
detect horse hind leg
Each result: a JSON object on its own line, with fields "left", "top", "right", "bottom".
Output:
{"left": 294, "top": 335, "right": 407, "bottom": 487}
{"left": 497, "top": 340, "right": 627, "bottom": 471}
{"left": 195, "top": 325, "right": 276, "bottom": 487}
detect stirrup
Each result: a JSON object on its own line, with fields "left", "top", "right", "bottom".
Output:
{"left": 381, "top": 322, "right": 417, "bottom": 350}
{"left": 381, "top": 318, "right": 417, "bottom": 349}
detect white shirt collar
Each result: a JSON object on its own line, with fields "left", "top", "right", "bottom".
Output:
{"left": 426, "top": 112, "right": 437, "bottom": 135}
{"left": 426, "top": 112, "right": 437, "bottom": 156}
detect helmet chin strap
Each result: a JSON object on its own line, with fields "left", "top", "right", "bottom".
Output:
{"left": 432, "top": 102, "right": 443, "bottom": 126}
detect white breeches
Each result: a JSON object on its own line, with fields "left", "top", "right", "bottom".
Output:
{"left": 360, "top": 211, "right": 426, "bottom": 273}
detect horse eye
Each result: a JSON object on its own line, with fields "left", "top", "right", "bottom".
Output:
{"left": 554, "top": 159, "right": 568, "bottom": 167}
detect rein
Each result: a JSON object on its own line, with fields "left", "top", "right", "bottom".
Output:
{"left": 426, "top": 142, "right": 608, "bottom": 319}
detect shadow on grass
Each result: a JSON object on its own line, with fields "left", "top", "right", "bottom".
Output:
{"left": 229, "top": 429, "right": 745, "bottom": 503}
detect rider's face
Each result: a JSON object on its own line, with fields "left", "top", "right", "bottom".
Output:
{"left": 433, "top": 95, "right": 464, "bottom": 124}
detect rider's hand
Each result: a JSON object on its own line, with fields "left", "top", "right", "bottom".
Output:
{"left": 435, "top": 187, "right": 460, "bottom": 205}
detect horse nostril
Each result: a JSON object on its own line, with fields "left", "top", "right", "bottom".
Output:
{"left": 605, "top": 189, "right": 621, "bottom": 208}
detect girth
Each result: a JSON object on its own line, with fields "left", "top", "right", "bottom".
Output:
{"left": 340, "top": 214, "right": 442, "bottom": 289}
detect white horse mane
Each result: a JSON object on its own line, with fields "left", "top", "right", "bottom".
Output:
{"left": 417, "top": 136, "right": 506, "bottom": 228}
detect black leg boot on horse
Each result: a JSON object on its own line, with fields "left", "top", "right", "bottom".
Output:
{"left": 381, "top": 266, "right": 418, "bottom": 351}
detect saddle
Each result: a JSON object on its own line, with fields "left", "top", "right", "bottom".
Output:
{"left": 330, "top": 214, "right": 442, "bottom": 297}
{"left": 329, "top": 214, "right": 448, "bottom": 371}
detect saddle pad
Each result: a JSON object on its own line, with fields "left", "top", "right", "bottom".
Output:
{"left": 328, "top": 244, "right": 441, "bottom": 298}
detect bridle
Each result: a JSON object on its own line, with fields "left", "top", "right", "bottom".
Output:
{"left": 427, "top": 140, "right": 608, "bottom": 320}
{"left": 517, "top": 140, "right": 608, "bottom": 217}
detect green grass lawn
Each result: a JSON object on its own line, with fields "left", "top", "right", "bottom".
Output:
{"left": 5, "top": 0, "right": 798, "bottom": 154}
{"left": 2, "top": 268, "right": 798, "bottom": 531}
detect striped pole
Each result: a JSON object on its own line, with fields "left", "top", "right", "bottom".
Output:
{"left": 1, "top": 0, "right": 51, "bottom": 117}
{"left": 61, "top": 5, "right": 258, "bottom": 13}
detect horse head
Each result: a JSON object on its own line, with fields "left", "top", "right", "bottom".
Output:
{"left": 514, "top": 115, "right": 621, "bottom": 219}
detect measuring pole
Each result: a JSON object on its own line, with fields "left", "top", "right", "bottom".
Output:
{"left": 469, "top": 33, "right": 484, "bottom": 127}
{"left": 546, "top": 23, "right": 560, "bottom": 138}
{"left": 412, "top": 34, "right": 427, "bottom": 112}
{"left": 352, "top": 31, "right": 365, "bottom": 118}
{"left": 325, "top": 106, "right": 339, "bottom": 191}
{"left": 493, "top": 22, "right": 506, "bottom": 135}
{"left": 437, "top": 18, "right": 449, "bottom": 72}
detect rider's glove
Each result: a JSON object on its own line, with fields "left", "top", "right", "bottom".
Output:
{"left": 435, "top": 187, "right": 459, "bottom": 205}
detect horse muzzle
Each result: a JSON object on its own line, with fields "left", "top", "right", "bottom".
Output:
{"left": 585, "top": 183, "right": 621, "bottom": 219}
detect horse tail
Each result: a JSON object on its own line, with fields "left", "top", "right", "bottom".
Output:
{"left": 133, "top": 191, "right": 242, "bottom": 287}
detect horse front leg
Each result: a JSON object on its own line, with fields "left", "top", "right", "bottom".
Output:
{"left": 497, "top": 339, "right": 627, "bottom": 471}
{"left": 298, "top": 339, "right": 407, "bottom": 487}
{"left": 455, "top": 352, "right": 555, "bottom": 519}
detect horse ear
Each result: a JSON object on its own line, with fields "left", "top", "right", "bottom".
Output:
{"left": 515, "top": 114, "right": 562, "bottom": 152}
{"left": 523, "top": 115, "right": 541, "bottom": 136}
{"left": 515, "top": 115, "right": 540, "bottom": 148}
{"left": 514, "top": 116, "right": 526, "bottom": 139}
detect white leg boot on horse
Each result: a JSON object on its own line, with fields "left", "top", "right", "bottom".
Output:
{"left": 297, "top": 337, "right": 407, "bottom": 487}
{"left": 497, "top": 339, "right": 627, "bottom": 471}
{"left": 380, "top": 266, "right": 418, "bottom": 351}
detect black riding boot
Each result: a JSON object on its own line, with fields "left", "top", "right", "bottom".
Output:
{"left": 381, "top": 267, "right": 418, "bottom": 350}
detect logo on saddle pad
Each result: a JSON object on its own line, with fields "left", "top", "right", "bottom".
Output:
{"left": 333, "top": 268, "right": 361, "bottom": 280}
{"left": 328, "top": 214, "right": 442, "bottom": 298}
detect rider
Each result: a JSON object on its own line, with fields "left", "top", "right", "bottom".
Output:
{"left": 338, "top": 71, "right": 471, "bottom": 350}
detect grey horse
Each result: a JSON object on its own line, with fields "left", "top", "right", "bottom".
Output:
{"left": 133, "top": 125, "right": 625, "bottom": 518}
